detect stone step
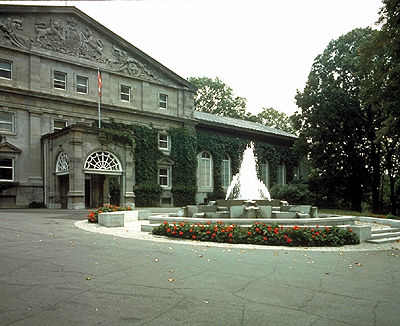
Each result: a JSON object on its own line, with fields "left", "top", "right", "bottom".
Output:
{"left": 370, "top": 231, "right": 400, "bottom": 240}
{"left": 272, "top": 211, "right": 297, "bottom": 219}
{"left": 371, "top": 227, "right": 400, "bottom": 234}
{"left": 367, "top": 236, "right": 400, "bottom": 244}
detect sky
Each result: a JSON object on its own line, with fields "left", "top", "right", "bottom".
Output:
{"left": 4, "top": 0, "right": 383, "bottom": 115}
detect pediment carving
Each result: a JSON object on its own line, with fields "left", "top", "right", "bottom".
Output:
{"left": 0, "top": 142, "right": 22, "bottom": 153}
{"left": 0, "top": 14, "right": 163, "bottom": 83}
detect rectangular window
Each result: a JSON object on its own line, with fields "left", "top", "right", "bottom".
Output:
{"left": 159, "top": 167, "right": 170, "bottom": 188}
{"left": 76, "top": 76, "right": 88, "bottom": 94}
{"left": 0, "top": 112, "right": 14, "bottom": 132}
{"left": 260, "top": 162, "right": 269, "bottom": 188}
{"left": 0, "top": 60, "right": 12, "bottom": 79}
{"left": 0, "top": 158, "right": 14, "bottom": 181}
{"left": 159, "top": 93, "right": 168, "bottom": 109}
{"left": 158, "top": 133, "right": 170, "bottom": 151}
{"left": 54, "top": 71, "right": 66, "bottom": 90}
{"left": 121, "top": 85, "right": 131, "bottom": 102}
{"left": 53, "top": 120, "right": 67, "bottom": 131}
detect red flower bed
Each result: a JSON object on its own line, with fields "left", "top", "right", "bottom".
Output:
{"left": 87, "top": 204, "right": 132, "bottom": 223}
{"left": 152, "top": 221, "right": 358, "bottom": 247}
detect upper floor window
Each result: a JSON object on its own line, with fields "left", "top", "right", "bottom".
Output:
{"left": 53, "top": 120, "right": 67, "bottom": 132}
{"left": 158, "top": 133, "right": 170, "bottom": 151}
{"left": 198, "top": 151, "right": 212, "bottom": 188}
{"left": 0, "top": 112, "right": 14, "bottom": 133}
{"left": 0, "top": 158, "right": 14, "bottom": 181}
{"left": 121, "top": 85, "right": 131, "bottom": 102}
{"left": 260, "top": 160, "right": 270, "bottom": 188}
{"left": 76, "top": 76, "right": 88, "bottom": 94}
{"left": 159, "top": 93, "right": 168, "bottom": 109}
{"left": 0, "top": 60, "right": 12, "bottom": 79}
{"left": 54, "top": 71, "right": 66, "bottom": 90}
{"left": 221, "top": 154, "right": 231, "bottom": 188}
{"left": 158, "top": 167, "right": 171, "bottom": 188}
{"left": 277, "top": 163, "right": 286, "bottom": 186}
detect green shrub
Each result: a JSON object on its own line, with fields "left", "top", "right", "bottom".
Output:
{"left": 134, "top": 182, "right": 162, "bottom": 207}
{"left": 171, "top": 185, "right": 196, "bottom": 207}
{"left": 270, "top": 181, "right": 313, "bottom": 204}
{"left": 152, "top": 221, "right": 359, "bottom": 247}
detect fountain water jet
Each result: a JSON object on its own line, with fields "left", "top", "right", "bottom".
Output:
{"left": 225, "top": 142, "right": 271, "bottom": 201}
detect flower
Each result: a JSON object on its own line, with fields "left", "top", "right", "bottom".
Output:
{"left": 192, "top": 235, "right": 197, "bottom": 240}
{"left": 179, "top": 231, "right": 183, "bottom": 236}
{"left": 166, "top": 228, "right": 171, "bottom": 233}
{"left": 263, "top": 236, "right": 268, "bottom": 241}
{"left": 163, "top": 222, "right": 168, "bottom": 225}
{"left": 247, "top": 231, "right": 252, "bottom": 236}
{"left": 171, "top": 231, "right": 176, "bottom": 235}
{"left": 189, "top": 228, "right": 193, "bottom": 233}
{"left": 228, "top": 233, "right": 233, "bottom": 238}
{"left": 287, "top": 238, "right": 292, "bottom": 243}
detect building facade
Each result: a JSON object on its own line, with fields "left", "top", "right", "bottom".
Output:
{"left": 0, "top": 5, "right": 303, "bottom": 209}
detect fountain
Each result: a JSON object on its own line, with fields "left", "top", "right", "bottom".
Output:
{"left": 184, "top": 142, "right": 317, "bottom": 219}
{"left": 225, "top": 142, "right": 271, "bottom": 201}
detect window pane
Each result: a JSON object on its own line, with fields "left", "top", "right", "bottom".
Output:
{"left": 54, "top": 120, "right": 67, "bottom": 130}
{"left": 0, "top": 168, "right": 12, "bottom": 180}
{"left": 0, "top": 61, "right": 11, "bottom": 79}
{"left": 54, "top": 71, "right": 66, "bottom": 89}
{"left": 221, "top": 157, "right": 230, "bottom": 188}
{"left": 200, "top": 154, "right": 211, "bottom": 187}
{"left": 159, "top": 94, "right": 167, "bottom": 108}
{"left": 121, "top": 85, "right": 130, "bottom": 101}
{"left": 158, "top": 134, "right": 169, "bottom": 149}
{"left": 159, "top": 168, "right": 169, "bottom": 186}
{"left": 0, "top": 112, "right": 13, "bottom": 132}
{"left": 0, "top": 158, "right": 12, "bottom": 167}
{"left": 76, "top": 76, "right": 88, "bottom": 93}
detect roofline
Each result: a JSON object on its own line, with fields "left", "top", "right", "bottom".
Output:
{"left": 195, "top": 120, "right": 297, "bottom": 143}
{"left": 0, "top": 4, "right": 197, "bottom": 92}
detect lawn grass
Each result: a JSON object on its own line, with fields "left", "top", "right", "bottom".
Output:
{"left": 319, "top": 209, "right": 399, "bottom": 219}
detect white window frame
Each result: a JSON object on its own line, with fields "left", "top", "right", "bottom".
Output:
{"left": 158, "top": 133, "right": 170, "bottom": 151}
{"left": 76, "top": 75, "right": 88, "bottom": 94}
{"left": 277, "top": 163, "right": 286, "bottom": 186}
{"left": 53, "top": 120, "right": 67, "bottom": 132}
{"left": 0, "top": 111, "right": 15, "bottom": 133}
{"left": 54, "top": 71, "right": 66, "bottom": 90}
{"left": 221, "top": 154, "right": 231, "bottom": 188}
{"left": 158, "top": 166, "right": 171, "bottom": 188}
{"left": 120, "top": 85, "right": 131, "bottom": 102}
{"left": 260, "top": 160, "right": 270, "bottom": 188}
{"left": 198, "top": 151, "right": 212, "bottom": 188}
{"left": 0, "top": 157, "right": 14, "bottom": 182}
{"left": 159, "top": 93, "right": 168, "bottom": 109}
{"left": 0, "top": 60, "right": 12, "bottom": 80}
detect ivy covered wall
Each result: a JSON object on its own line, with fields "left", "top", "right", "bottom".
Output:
{"left": 101, "top": 122, "right": 300, "bottom": 207}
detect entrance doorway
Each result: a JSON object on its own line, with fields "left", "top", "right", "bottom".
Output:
{"left": 59, "top": 175, "right": 69, "bottom": 209}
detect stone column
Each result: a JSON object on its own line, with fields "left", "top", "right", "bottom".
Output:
{"left": 103, "top": 175, "right": 110, "bottom": 205}
{"left": 67, "top": 127, "right": 85, "bottom": 209}
{"left": 123, "top": 145, "right": 135, "bottom": 208}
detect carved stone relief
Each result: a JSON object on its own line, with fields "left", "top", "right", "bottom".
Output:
{"left": 0, "top": 15, "right": 163, "bottom": 83}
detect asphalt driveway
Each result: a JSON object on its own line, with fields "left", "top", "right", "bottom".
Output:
{"left": 0, "top": 209, "right": 399, "bottom": 326}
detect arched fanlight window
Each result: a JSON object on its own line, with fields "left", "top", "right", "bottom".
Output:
{"left": 84, "top": 151, "right": 122, "bottom": 174}
{"left": 221, "top": 154, "right": 231, "bottom": 188}
{"left": 55, "top": 152, "right": 69, "bottom": 175}
{"left": 260, "top": 159, "right": 269, "bottom": 188}
{"left": 198, "top": 151, "right": 212, "bottom": 188}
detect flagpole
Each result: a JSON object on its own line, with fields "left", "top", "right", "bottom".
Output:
{"left": 97, "top": 68, "right": 101, "bottom": 128}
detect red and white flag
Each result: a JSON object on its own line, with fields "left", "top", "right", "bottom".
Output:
{"left": 97, "top": 69, "right": 102, "bottom": 97}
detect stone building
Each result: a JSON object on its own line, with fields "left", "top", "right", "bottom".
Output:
{"left": 0, "top": 5, "right": 302, "bottom": 209}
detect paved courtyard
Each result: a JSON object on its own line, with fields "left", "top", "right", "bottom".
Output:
{"left": 0, "top": 209, "right": 399, "bottom": 326}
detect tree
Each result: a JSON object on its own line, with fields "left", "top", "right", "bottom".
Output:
{"left": 188, "top": 76, "right": 247, "bottom": 119}
{"left": 294, "top": 28, "right": 376, "bottom": 211}
{"left": 255, "top": 107, "right": 295, "bottom": 134}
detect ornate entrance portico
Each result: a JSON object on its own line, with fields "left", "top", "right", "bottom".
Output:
{"left": 42, "top": 124, "right": 135, "bottom": 210}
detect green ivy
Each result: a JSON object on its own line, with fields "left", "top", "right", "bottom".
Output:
{"left": 101, "top": 120, "right": 163, "bottom": 207}
{"left": 170, "top": 127, "right": 198, "bottom": 206}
